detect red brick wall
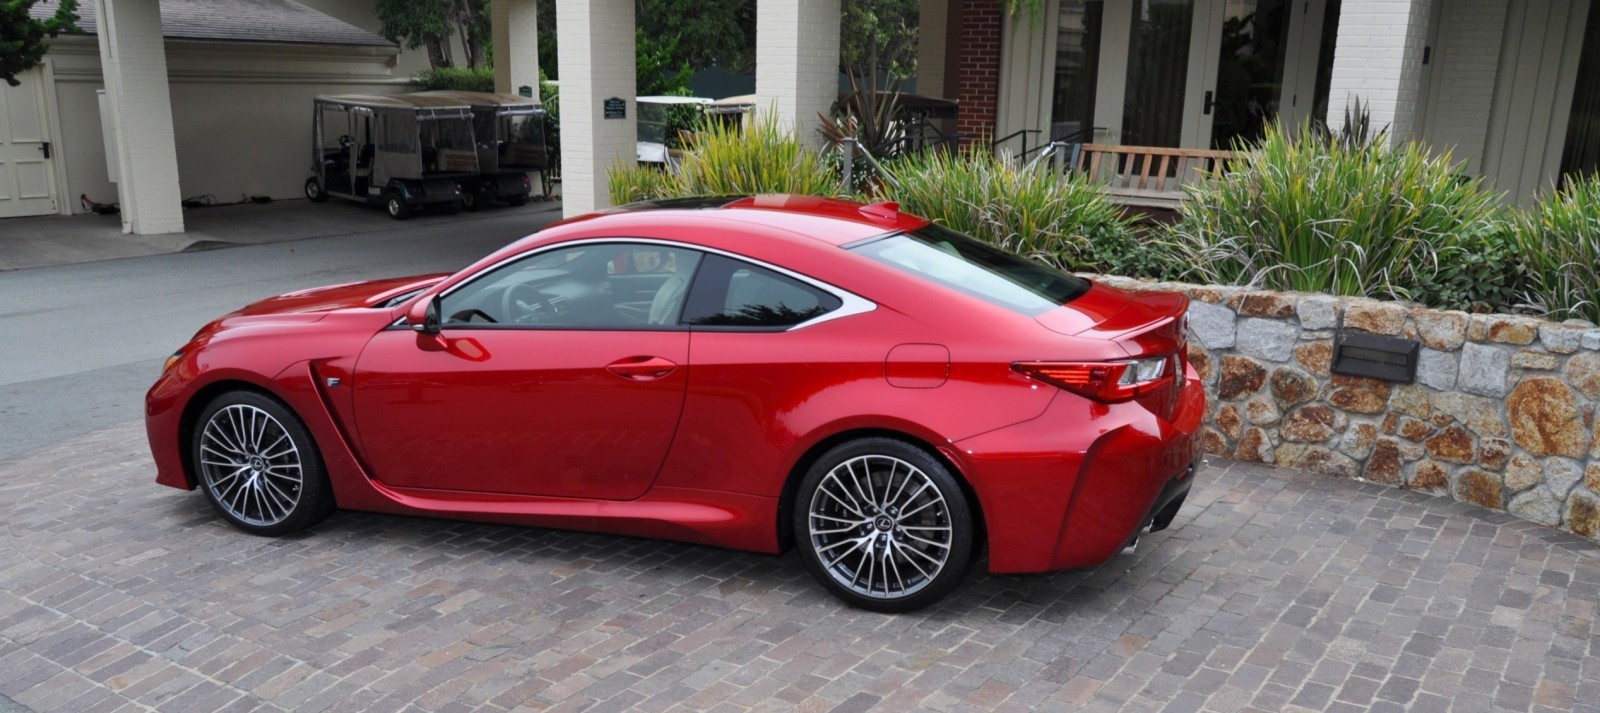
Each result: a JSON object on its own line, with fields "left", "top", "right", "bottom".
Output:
{"left": 956, "top": 0, "right": 1003, "bottom": 146}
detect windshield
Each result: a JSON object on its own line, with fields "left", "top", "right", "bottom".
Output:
{"left": 849, "top": 224, "right": 1090, "bottom": 316}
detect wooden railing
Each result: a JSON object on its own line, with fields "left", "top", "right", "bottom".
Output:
{"left": 1032, "top": 143, "right": 1236, "bottom": 210}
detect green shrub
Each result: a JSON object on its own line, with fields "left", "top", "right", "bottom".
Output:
{"left": 1166, "top": 123, "right": 1504, "bottom": 304}
{"left": 1410, "top": 225, "right": 1530, "bottom": 313}
{"left": 608, "top": 161, "right": 679, "bottom": 205}
{"left": 882, "top": 148, "right": 1133, "bottom": 271}
{"left": 607, "top": 113, "right": 840, "bottom": 202}
{"left": 1512, "top": 174, "right": 1600, "bottom": 324}
{"left": 415, "top": 66, "right": 495, "bottom": 92}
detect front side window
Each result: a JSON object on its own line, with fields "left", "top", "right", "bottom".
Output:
{"left": 682, "top": 255, "right": 842, "bottom": 328}
{"left": 438, "top": 242, "right": 703, "bottom": 329}
{"left": 850, "top": 224, "right": 1090, "bottom": 316}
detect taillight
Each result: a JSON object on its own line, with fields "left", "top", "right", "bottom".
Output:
{"left": 1013, "top": 356, "right": 1173, "bottom": 403}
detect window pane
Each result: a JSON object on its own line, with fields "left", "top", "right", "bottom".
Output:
{"left": 683, "top": 255, "right": 842, "bottom": 327}
{"left": 1052, "top": 0, "right": 1104, "bottom": 143}
{"left": 1123, "top": 0, "right": 1195, "bottom": 147}
{"left": 440, "top": 243, "right": 702, "bottom": 328}
{"left": 849, "top": 225, "right": 1090, "bottom": 316}
{"left": 1561, "top": 3, "right": 1600, "bottom": 183}
{"left": 1208, "top": 0, "right": 1294, "bottom": 149}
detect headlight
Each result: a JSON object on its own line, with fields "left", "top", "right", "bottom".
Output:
{"left": 162, "top": 350, "right": 183, "bottom": 372}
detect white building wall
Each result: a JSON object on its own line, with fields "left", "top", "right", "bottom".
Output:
{"left": 1327, "top": 0, "right": 1433, "bottom": 143}
{"left": 298, "top": 0, "right": 445, "bottom": 79}
{"left": 492, "top": 0, "right": 539, "bottom": 98}
{"left": 1420, "top": 0, "right": 1507, "bottom": 172}
{"left": 756, "top": 0, "right": 840, "bottom": 143}
{"left": 48, "top": 37, "right": 407, "bottom": 213}
{"left": 555, "top": 0, "right": 636, "bottom": 216}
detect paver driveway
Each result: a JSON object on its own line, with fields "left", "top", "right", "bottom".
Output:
{"left": 1, "top": 422, "right": 1597, "bottom": 712}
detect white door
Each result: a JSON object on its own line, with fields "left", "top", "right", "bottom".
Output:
{"left": 0, "top": 66, "right": 58, "bottom": 218}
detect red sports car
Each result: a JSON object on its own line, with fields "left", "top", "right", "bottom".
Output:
{"left": 147, "top": 195, "right": 1203, "bottom": 612}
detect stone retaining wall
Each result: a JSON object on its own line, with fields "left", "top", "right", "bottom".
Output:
{"left": 1096, "top": 276, "right": 1600, "bottom": 540}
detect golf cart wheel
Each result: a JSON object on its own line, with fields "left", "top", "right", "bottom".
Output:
{"left": 506, "top": 194, "right": 529, "bottom": 207}
{"left": 384, "top": 190, "right": 411, "bottom": 220}
{"left": 461, "top": 190, "right": 482, "bottom": 211}
{"left": 305, "top": 177, "right": 328, "bottom": 203}
{"left": 437, "top": 202, "right": 461, "bottom": 215}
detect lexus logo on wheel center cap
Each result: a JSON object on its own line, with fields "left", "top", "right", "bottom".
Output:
{"left": 874, "top": 515, "right": 894, "bottom": 531}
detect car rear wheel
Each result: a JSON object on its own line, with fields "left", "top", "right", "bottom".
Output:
{"left": 191, "top": 391, "right": 335, "bottom": 537}
{"left": 304, "top": 177, "right": 328, "bottom": 203}
{"left": 794, "top": 438, "right": 975, "bottom": 612}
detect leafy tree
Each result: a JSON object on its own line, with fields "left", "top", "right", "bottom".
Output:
{"left": 841, "top": 0, "right": 918, "bottom": 82}
{"left": 376, "top": 0, "right": 489, "bottom": 69}
{"left": 1, "top": 0, "right": 79, "bottom": 87}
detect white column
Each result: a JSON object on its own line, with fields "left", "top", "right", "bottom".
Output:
{"left": 491, "top": 0, "right": 539, "bottom": 99}
{"left": 1326, "top": 0, "right": 1433, "bottom": 144}
{"left": 93, "top": 0, "right": 183, "bottom": 235}
{"left": 756, "top": 0, "right": 841, "bottom": 143}
{"left": 555, "top": 0, "right": 636, "bottom": 216}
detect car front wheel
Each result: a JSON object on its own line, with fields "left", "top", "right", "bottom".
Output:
{"left": 191, "top": 391, "right": 335, "bottom": 537}
{"left": 794, "top": 438, "right": 976, "bottom": 612}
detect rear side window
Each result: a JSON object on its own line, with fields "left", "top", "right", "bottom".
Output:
{"left": 682, "top": 255, "right": 842, "bottom": 328}
{"left": 849, "top": 223, "right": 1090, "bottom": 316}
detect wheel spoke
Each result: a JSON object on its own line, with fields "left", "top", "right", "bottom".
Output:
{"left": 820, "top": 474, "right": 865, "bottom": 516}
{"left": 810, "top": 512, "right": 866, "bottom": 526}
{"left": 895, "top": 491, "right": 940, "bottom": 522}
{"left": 824, "top": 539, "right": 866, "bottom": 569}
{"left": 200, "top": 404, "right": 304, "bottom": 528}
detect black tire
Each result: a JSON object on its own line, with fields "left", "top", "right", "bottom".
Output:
{"left": 437, "top": 202, "right": 461, "bottom": 215}
{"left": 384, "top": 190, "right": 411, "bottom": 220}
{"left": 793, "top": 437, "right": 975, "bottom": 612}
{"left": 190, "top": 390, "right": 335, "bottom": 537}
{"left": 305, "top": 177, "right": 328, "bottom": 203}
{"left": 460, "top": 190, "right": 482, "bottom": 211}
{"left": 506, "top": 194, "right": 529, "bottom": 207}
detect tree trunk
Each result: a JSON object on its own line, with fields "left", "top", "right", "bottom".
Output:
{"left": 427, "top": 35, "right": 453, "bottom": 68}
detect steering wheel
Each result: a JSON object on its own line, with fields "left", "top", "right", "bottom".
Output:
{"left": 501, "top": 283, "right": 556, "bottom": 323}
{"left": 448, "top": 308, "right": 497, "bottom": 324}
{"left": 338, "top": 134, "right": 354, "bottom": 148}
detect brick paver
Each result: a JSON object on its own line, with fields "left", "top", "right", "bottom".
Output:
{"left": 1, "top": 422, "right": 1598, "bottom": 712}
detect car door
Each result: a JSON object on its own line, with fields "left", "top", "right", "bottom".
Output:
{"left": 350, "top": 242, "right": 703, "bottom": 500}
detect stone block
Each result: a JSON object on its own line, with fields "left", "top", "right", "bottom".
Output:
{"left": 1506, "top": 378, "right": 1590, "bottom": 457}
{"left": 1345, "top": 300, "right": 1407, "bottom": 335}
{"left": 1236, "top": 318, "right": 1299, "bottom": 362}
{"left": 1269, "top": 367, "right": 1318, "bottom": 407}
{"left": 1217, "top": 404, "right": 1243, "bottom": 439}
{"left": 1568, "top": 352, "right": 1600, "bottom": 400}
{"left": 1296, "top": 296, "right": 1341, "bottom": 330}
{"left": 1327, "top": 374, "right": 1392, "bottom": 414}
{"left": 1364, "top": 439, "right": 1404, "bottom": 484}
{"left": 1201, "top": 427, "right": 1230, "bottom": 456}
{"left": 1189, "top": 346, "right": 1216, "bottom": 385}
{"left": 1245, "top": 397, "right": 1281, "bottom": 426}
{"left": 1567, "top": 490, "right": 1600, "bottom": 539}
{"left": 1283, "top": 445, "right": 1359, "bottom": 478}
{"left": 1234, "top": 428, "right": 1274, "bottom": 463}
{"left": 1454, "top": 469, "right": 1503, "bottom": 510}
{"left": 1505, "top": 455, "right": 1542, "bottom": 492}
{"left": 1390, "top": 384, "right": 1431, "bottom": 418}
{"left": 1431, "top": 392, "right": 1507, "bottom": 437}
{"left": 1538, "top": 323, "right": 1587, "bottom": 354}
{"left": 1485, "top": 316, "right": 1539, "bottom": 345}
{"left": 1218, "top": 356, "right": 1268, "bottom": 400}
{"left": 1235, "top": 291, "right": 1297, "bottom": 318}
{"left": 1416, "top": 348, "right": 1458, "bottom": 391}
{"left": 1294, "top": 341, "right": 1333, "bottom": 376}
{"left": 1407, "top": 460, "right": 1450, "bottom": 494}
{"left": 1188, "top": 286, "right": 1231, "bottom": 303}
{"left": 1458, "top": 343, "right": 1510, "bottom": 397}
{"left": 1339, "top": 422, "right": 1378, "bottom": 458}
{"left": 1510, "top": 350, "right": 1559, "bottom": 371}
{"left": 1479, "top": 438, "right": 1511, "bottom": 471}
{"left": 1189, "top": 300, "right": 1237, "bottom": 349}
{"left": 1544, "top": 458, "right": 1584, "bottom": 497}
{"left": 1283, "top": 405, "right": 1339, "bottom": 442}
{"left": 1509, "top": 488, "right": 1561, "bottom": 527}
{"left": 1587, "top": 463, "right": 1600, "bottom": 495}
{"left": 1584, "top": 330, "right": 1600, "bottom": 351}
{"left": 1398, "top": 416, "right": 1435, "bottom": 442}
{"left": 1424, "top": 425, "right": 1476, "bottom": 463}
{"left": 1413, "top": 310, "right": 1468, "bottom": 351}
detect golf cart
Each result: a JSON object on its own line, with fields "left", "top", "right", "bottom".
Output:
{"left": 636, "top": 95, "right": 711, "bottom": 168}
{"left": 408, "top": 91, "right": 549, "bottom": 209}
{"left": 307, "top": 94, "right": 479, "bottom": 220}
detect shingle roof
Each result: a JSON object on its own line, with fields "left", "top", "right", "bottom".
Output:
{"left": 29, "top": 0, "right": 395, "bottom": 48}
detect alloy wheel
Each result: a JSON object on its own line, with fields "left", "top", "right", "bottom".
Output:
{"left": 806, "top": 454, "right": 953, "bottom": 600}
{"left": 198, "top": 404, "right": 304, "bottom": 527}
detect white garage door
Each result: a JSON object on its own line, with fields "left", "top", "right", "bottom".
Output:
{"left": 0, "top": 66, "right": 58, "bottom": 218}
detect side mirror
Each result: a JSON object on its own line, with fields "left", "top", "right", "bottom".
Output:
{"left": 410, "top": 295, "right": 442, "bottom": 335}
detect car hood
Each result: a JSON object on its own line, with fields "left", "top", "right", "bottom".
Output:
{"left": 233, "top": 274, "right": 448, "bottom": 317}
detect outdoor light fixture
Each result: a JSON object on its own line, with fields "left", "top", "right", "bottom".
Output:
{"left": 1331, "top": 330, "right": 1420, "bottom": 383}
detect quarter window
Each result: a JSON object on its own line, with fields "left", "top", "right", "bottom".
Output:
{"left": 682, "top": 255, "right": 842, "bottom": 328}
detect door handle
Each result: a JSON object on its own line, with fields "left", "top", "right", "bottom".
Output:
{"left": 38, "top": 142, "right": 50, "bottom": 159}
{"left": 606, "top": 355, "right": 677, "bottom": 381}
{"left": 1203, "top": 91, "right": 1215, "bottom": 116}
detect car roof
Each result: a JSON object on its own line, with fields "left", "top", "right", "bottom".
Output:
{"left": 551, "top": 194, "right": 930, "bottom": 248}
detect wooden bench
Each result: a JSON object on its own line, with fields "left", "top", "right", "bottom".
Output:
{"left": 1064, "top": 144, "right": 1236, "bottom": 210}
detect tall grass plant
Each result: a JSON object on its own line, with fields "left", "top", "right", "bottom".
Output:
{"left": 1513, "top": 174, "right": 1600, "bottom": 323}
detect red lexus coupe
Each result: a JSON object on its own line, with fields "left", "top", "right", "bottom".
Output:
{"left": 146, "top": 195, "right": 1203, "bottom": 612}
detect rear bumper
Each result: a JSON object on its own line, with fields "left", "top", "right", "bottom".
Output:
{"left": 950, "top": 369, "right": 1205, "bottom": 574}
